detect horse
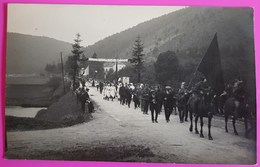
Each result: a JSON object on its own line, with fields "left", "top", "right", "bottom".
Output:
{"left": 188, "top": 91, "right": 214, "bottom": 140}
{"left": 223, "top": 96, "right": 255, "bottom": 138}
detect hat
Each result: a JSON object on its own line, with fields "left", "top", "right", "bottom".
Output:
{"left": 165, "top": 86, "right": 172, "bottom": 89}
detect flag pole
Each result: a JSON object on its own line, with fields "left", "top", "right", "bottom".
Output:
{"left": 187, "top": 52, "right": 205, "bottom": 89}
{"left": 187, "top": 33, "right": 218, "bottom": 90}
{"left": 187, "top": 71, "right": 197, "bottom": 89}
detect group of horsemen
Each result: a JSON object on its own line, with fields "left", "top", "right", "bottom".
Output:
{"left": 75, "top": 77, "right": 247, "bottom": 124}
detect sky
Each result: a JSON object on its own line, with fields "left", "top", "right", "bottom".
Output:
{"left": 7, "top": 4, "right": 184, "bottom": 46}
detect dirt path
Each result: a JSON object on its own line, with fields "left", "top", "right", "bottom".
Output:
{"left": 5, "top": 87, "right": 256, "bottom": 164}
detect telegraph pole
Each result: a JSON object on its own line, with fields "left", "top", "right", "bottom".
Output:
{"left": 60, "top": 52, "right": 66, "bottom": 94}
{"left": 115, "top": 56, "right": 118, "bottom": 84}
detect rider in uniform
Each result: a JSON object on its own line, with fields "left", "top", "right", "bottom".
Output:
{"left": 233, "top": 80, "right": 245, "bottom": 101}
{"left": 232, "top": 80, "right": 246, "bottom": 118}
{"left": 193, "top": 78, "right": 209, "bottom": 95}
{"left": 191, "top": 77, "right": 213, "bottom": 117}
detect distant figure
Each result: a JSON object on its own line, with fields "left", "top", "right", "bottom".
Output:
{"left": 75, "top": 87, "right": 82, "bottom": 104}
{"left": 156, "top": 86, "right": 164, "bottom": 115}
{"left": 149, "top": 89, "right": 159, "bottom": 123}
{"left": 99, "top": 82, "right": 104, "bottom": 94}
{"left": 96, "top": 84, "right": 99, "bottom": 91}
{"left": 105, "top": 84, "right": 111, "bottom": 101}
{"left": 177, "top": 82, "right": 189, "bottom": 123}
{"left": 133, "top": 88, "right": 140, "bottom": 109}
{"left": 110, "top": 84, "right": 116, "bottom": 101}
{"left": 119, "top": 84, "right": 126, "bottom": 105}
{"left": 125, "top": 86, "right": 132, "bottom": 108}
{"left": 85, "top": 88, "right": 94, "bottom": 113}
{"left": 163, "top": 86, "right": 175, "bottom": 123}
{"left": 81, "top": 79, "right": 86, "bottom": 89}
{"left": 79, "top": 88, "right": 89, "bottom": 113}
{"left": 142, "top": 87, "right": 150, "bottom": 115}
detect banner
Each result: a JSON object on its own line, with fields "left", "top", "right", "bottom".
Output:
{"left": 83, "top": 66, "right": 89, "bottom": 76}
{"left": 88, "top": 58, "right": 129, "bottom": 62}
{"left": 197, "top": 33, "right": 225, "bottom": 95}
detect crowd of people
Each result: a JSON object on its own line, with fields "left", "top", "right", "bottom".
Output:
{"left": 92, "top": 78, "right": 209, "bottom": 123}
{"left": 73, "top": 79, "right": 94, "bottom": 114}
{"left": 72, "top": 77, "right": 248, "bottom": 124}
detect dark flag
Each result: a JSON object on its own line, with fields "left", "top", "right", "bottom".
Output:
{"left": 197, "top": 33, "right": 225, "bottom": 95}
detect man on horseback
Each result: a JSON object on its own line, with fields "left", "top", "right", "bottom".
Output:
{"left": 188, "top": 77, "right": 214, "bottom": 140}
{"left": 233, "top": 80, "right": 245, "bottom": 100}
{"left": 193, "top": 78, "right": 210, "bottom": 95}
{"left": 223, "top": 79, "right": 252, "bottom": 137}
{"left": 232, "top": 79, "right": 246, "bottom": 118}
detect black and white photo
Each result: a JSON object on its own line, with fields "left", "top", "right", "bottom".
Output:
{"left": 5, "top": 4, "right": 256, "bottom": 164}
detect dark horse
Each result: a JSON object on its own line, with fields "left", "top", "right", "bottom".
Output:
{"left": 223, "top": 95, "right": 255, "bottom": 138}
{"left": 188, "top": 91, "right": 213, "bottom": 140}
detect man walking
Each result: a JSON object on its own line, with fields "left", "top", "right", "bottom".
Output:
{"left": 125, "top": 85, "right": 132, "bottom": 108}
{"left": 178, "top": 82, "right": 188, "bottom": 123}
{"left": 163, "top": 86, "right": 175, "bottom": 123}
{"left": 99, "top": 81, "right": 104, "bottom": 94}
{"left": 142, "top": 86, "right": 150, "bottom": 115}
{"left": 150, "top": 89, "right": 159, "bottom": 123}
{"left": 119, "top": 84, "right": 126, "bottom": 105}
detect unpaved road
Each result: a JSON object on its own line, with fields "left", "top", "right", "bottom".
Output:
{"left": 5, "top": 87, "right": 256, "bottom": 164}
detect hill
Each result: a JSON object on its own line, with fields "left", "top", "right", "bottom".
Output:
{"left": 83, "top": 7, "right": 254, "bottom": 59}
{"left": 83, "top": 7, "right": 255, "bottom": 82}
{"left": 6, "top": 32, "right": 72, "bottom": 74}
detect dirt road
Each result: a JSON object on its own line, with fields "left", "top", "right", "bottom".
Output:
{"left": 5, "top": 87, "right": 256, "bottom": 164}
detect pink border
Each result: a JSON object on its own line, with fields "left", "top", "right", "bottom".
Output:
{"left": 0, "top": 0, "right": 259, "bottom": 167}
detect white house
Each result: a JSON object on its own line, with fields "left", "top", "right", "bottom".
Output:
{"left": 103, "top": 62, "right": 126, "bottom": 73}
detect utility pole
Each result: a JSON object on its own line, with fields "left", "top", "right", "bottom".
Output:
{"left": 60, "top": 52, "right": 66, "bottom": 94}
{"left": 115, "top": 56, "right": 118, "bottom": 84}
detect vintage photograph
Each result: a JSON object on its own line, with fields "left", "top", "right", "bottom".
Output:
{"left": 5, "top": 4, "right": 256, "bottom": 164}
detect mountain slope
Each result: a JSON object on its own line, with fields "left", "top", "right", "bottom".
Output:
{"left": 82, "top": 7, "right": 255, "bottom": 96}
{"left": 83, "top": 7, "right": 254, "bottom": 66}
{"left": 6, "top": 33, "right": 72, "bottom": 74}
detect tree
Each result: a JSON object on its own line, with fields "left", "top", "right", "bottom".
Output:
{"left": 154, "top": 51, "right": 183, "bottom": 86}
{"left": 141, "top": 63, "right": 157, "bottom": 85}
{"left": 45, "top": 64, "right": 51, "bottom": 74}
{"left": 118, "top": 65, "right": 137, "bottom": 83}
{"left": 86, "top": 53, "right": 104, "bottom": 80}
{"left": 71, "top": 33, "right": 83, "bottom": 90}
{"left": 131, "top": 36, "right": 144, "bottom": 83}
{"left": 92, "top": 52, "right": 97, "bottom": 58}
{"left": 45, "top": 63, "right": 60, "bottom": 74}
{"left": 105, "top": 68, "right": 116, "bottom": 82}
{"left": 65, "top": 55, "right": 74, "bottom": 78}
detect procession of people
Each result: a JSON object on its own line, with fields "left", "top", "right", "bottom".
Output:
{"left": 68, "top": 71, "right": 257, "bottom": 141}
{"left": 72, "top": 76, "right": 248, "bottom": 125}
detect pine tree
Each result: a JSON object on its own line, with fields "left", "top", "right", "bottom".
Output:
{"left": 131, "top": 36, "right": 144, "bottom": 83}
{"left": 71, "top": 33, "right": 83, "bottom": 90}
